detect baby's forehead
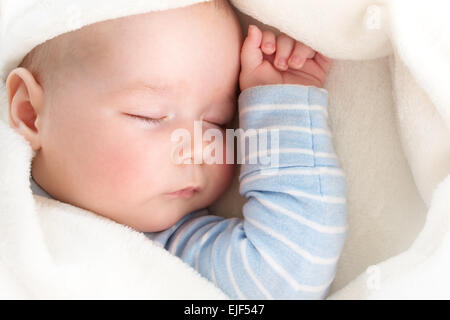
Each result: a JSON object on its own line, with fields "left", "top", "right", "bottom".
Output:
{"left": 27, "top": 0, "right": 239, "bottom": 93}
{"left": 26, "top": 0, "right": 233, "bottom": 64}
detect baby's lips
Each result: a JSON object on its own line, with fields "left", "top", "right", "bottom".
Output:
{"left": 164, "top": 184, "right": 203, "bottom": 199}
{"left": 165, "top": 187, "right": 197, "bottom": 199}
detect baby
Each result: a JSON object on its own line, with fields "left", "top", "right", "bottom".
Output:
{"left": 6, "top": 0, "right": 347, "bottom": 299}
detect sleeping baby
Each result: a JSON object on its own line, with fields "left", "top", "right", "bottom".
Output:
{"left": 6, "top": 0, "right": 347, "bottom": 299}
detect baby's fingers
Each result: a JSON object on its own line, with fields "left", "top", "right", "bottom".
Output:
{"left": 274, "top": 34, "right": 295, "bottom": 71}
{"left": 241, "top": 25, "right": 264, "bottom": 73}
{"left": 261, "top": 31, "right": 276, "bottom": 55}
{"left": 314, "top": 52, "right": 333, "bottom": 74}
{"left": 288, "top": 42, "right": 316, "bottom": 70}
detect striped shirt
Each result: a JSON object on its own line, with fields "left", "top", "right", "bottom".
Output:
{"left": 145, "top": 85, "right": 348, "bottom": 299}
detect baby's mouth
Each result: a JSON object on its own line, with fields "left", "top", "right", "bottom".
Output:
{"left": 165, "top": 186, "right": 200, "bottom": 199}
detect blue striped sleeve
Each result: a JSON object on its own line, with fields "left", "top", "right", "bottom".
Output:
{"left": 145, "top": 84, "right": 348, "bottom": 300}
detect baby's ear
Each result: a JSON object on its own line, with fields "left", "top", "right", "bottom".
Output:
{"left": 6, "top": 68, "right": 45, "bottom": 151}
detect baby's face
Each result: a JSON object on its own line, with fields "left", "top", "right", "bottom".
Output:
{"left": 32, "top": 2, "right": 242, "bottom": 232}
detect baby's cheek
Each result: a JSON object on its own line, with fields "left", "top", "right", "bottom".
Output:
{"left": 81, "top": 131, "right": 158, "bottom": 203}
{"left": 206, "top": 162, "right": 235, "bottom": 203}
{"left": 209, "top": 138, "right": 235, "bottom": 198}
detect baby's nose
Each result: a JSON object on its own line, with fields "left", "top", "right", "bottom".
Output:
{"left": 172, "top": 131, "right": 205, "bottom": 166}
{"left": 179, "top": 142, "right": 204, "bottom": 165}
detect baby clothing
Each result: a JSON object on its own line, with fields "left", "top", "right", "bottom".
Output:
{"left": 30, "top": 84, "right": 347, "bottom": 299}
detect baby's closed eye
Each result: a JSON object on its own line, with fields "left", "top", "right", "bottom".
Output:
{"left": 124, "top": 113, "right": 169, "bottom": 128}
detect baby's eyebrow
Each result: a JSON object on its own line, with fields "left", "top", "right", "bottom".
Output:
{"left": 115, "top": 80, "right": 178, "bottom": 97}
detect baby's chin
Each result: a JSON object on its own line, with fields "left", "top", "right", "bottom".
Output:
{"left": 118, "top": 196, "right": 208, "bottom": 233}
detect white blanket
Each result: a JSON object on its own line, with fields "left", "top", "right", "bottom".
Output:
{"left": 1, "top": 0, "right": 450, "bottom": 299}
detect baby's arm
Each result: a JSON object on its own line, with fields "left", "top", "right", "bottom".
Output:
{"left": 146, "top": 27, "right": 347, "bottom": 299}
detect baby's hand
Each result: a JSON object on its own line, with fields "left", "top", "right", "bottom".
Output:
{"left": 240, "top": 25, "right": 332, "bottom": 91}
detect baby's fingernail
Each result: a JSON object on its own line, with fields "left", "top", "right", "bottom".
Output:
{"left": 290, "top": 56, "right": 305, "bottom": 67}
{"left": 248, "top": 25, "right": 257, "bottom": 34}
{"left": 277, "top": 58, "right": 288, "bottom": 68}
{"left": 264, "top": 43, "right": 274, "bottom": 51}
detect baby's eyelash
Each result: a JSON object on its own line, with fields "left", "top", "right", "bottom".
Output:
{"left": 125, "top": 113, "right": 167, "bottom": 126}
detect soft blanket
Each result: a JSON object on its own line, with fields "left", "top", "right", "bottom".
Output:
{"left": 1, "top": 0, "right": 450, "bottom": 299}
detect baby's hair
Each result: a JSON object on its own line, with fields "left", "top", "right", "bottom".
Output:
{"left": 207, "top": 0, "right": 232, "bottom": 15}
{"left": 213, "top": 0, "right": 228, "bottom": 9}
{"left": 18, "top": 40, "right": 54, "bottom": 88}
